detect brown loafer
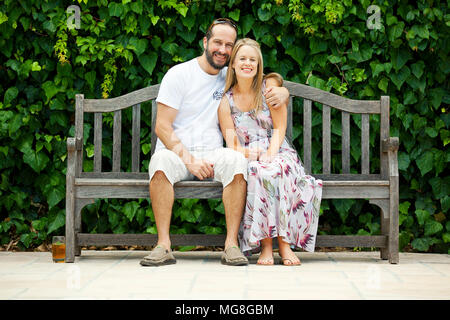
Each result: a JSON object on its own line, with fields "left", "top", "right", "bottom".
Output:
{"left": 140, "top": 245, "right": 176, "bottom": 267}
{"left": 221, "top": 246, "right": 248, "bottom": 266}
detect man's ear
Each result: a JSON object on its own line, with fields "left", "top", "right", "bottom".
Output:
{"left": 203, "top": 37, "right": 207, "bottom": 50}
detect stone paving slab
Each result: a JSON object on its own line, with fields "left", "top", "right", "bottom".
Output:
{"left": 0, "top": 250, "right": 449, "bottom": 300}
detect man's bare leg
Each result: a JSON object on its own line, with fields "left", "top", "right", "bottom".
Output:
{"left": 149, "top": 171, "right": 174, "bottom": 249}
{"left": 222, "top": 174, "right": 246, "bottom": 249}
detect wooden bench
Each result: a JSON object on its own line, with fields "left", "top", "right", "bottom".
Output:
{"left": 65, "top": 81, "right": 399, "bottom": 264}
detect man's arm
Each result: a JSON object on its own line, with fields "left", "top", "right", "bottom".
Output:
{"left": 155, "top": 102, "right": 214, "bottom": 180}
{"left": 263, "top": 73, "right": 289, "bottom": 109}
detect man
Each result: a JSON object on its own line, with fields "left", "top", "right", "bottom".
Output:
{"left": 140, "top": 18, "right": 289, "bottom": 267}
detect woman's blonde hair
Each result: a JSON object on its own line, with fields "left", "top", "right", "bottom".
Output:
{"left": 224, "top": 38, "right": 264, "bottom": 113}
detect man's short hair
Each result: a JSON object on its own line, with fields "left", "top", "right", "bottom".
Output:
{"left": 205, "top": 18, "right": 238, "bottom": 41}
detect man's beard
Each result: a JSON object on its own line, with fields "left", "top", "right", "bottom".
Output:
{"left": 205, "top": 43, "right": 229, "bottom": 70}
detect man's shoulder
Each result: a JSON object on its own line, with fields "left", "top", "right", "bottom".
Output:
{"left": 166, "top": 58, "right": 197, "bottom": 75}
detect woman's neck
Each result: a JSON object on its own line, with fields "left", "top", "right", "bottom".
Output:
{"left": 233, "top": 77, "right": 253, "bottom": 94}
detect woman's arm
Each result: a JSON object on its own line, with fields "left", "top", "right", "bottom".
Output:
{"left": 260, "top": 96, "right": 288, "bottom": 161}
{"left": 218, "top": 96, "right": 259, "bottom": 160}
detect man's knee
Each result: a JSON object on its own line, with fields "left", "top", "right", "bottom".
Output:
{"left": 228, "top": 173, "right": 247, "bottom": 188}
{"left": 150, "top": 170, "right": 170, "bottom": 185}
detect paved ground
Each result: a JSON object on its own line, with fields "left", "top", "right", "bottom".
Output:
{"left": 0, "top": 250, "right": 449, "bottom": 300}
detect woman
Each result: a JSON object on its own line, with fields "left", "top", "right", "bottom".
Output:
{"left": 218, "top": 38, "right": 323, "bottom": 265}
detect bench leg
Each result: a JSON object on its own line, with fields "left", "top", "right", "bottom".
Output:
{"left": 74, "top": 199, "right": 95, "bottom": 256}
{"left": 65, "top": 190, "right": 75, "bottom": 263}
{"left": 388, "top": 177, "right": 399, "bottom": 264}
{"left": 369, "top": 199, "right": 389, "bottom": 260}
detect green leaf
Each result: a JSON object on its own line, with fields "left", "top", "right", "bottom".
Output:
{"left": 378, "top": 77, "right": 388, "bottom": 93}
{"left": 129, "top": 38, "right": 148, "bottom": 56}
{"left": 20, "top": 233, "right": 34, "bottom": 248}
{"left": 425, "top": 127, "right": 438, "bottom": 138}
{"left": 389, "top": 66, "right": 411, "bottom": 90}
{"left": 398, "top": 153, "right": 410, "bottom": 171}
{"left": 241, "top": 15, "right": 255, "bottom": 36}
{"left": 415, "top": 209, "right": 430, "bottom": 226}
{"left": 123, "top": 201, "right": 139, "bottom": 221}
{"left": 441, "top": 196, "right": 450, "bottom": 212}
{"left": 42, "top": 81, "right": 60, "bottom": 103}
{"left": 47, "top": 210, "right": 65, "bottom": 234}
{"left": 109, "top": 2, "right": 124, "bottom": 17}
{"left": 411, "top": 238, "right": 430, "bottom": 251}
{"left": 388, "top": 22, "right": 404, "bottom": 41}
{"left": 23, "top": 151, "right": 49, "bottom": 173}
{"left": 47, "top": 185, "right": 65, "bottom": 209}
{"left": 4, "top": 87, "right": 19, "bottom": 105}
{"left": 443, "top": 233, "right": 450, "bottom": 243}
{"left": 138, "top": 53, "right": 157, "bottom": 75}
{"left": 412, "top": 24, "right": 429, "bottom": 39}
{"left": 285, "top": 46, "right": 305, "bottom": 65}
{"left": 403, "top": 91, "right": 417, "bottom": 105}
{"left": 424, "top": 220, "right": 443, "bottom": 236}
{"left": 334, "top": 199, "right": 354, "bottom": 223}
{"left": 415, "top": 150, "right": 434, "bottom": 175}
{"left": 391, "top": 48, "right": 412, "bottom": 71}
{"left": 85, "top": 70, "right": 96, "bottom": 90}
{"left": 310, "top": 38, "right": 328, "bottom": 54}
{"left": 257, "top": 8, "right": 273, "bottom": 22}
{"left": 229, "top": 9, "right": 240, "bottom": 22}
{"left": 411, "top": 61, "right": 425, "bottom": 78}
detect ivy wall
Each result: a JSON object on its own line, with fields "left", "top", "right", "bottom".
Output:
{"left": 0, "top": 0, "right": 448, "bottom": 253}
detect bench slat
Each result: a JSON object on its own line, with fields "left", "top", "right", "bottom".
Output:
{"left": 284, "top": 81, "right": 381, "bottom": 114}
{"left": 76, "top": 233, "right": 387, "bottom": 248}
{"left": 361, "top": 113, "right": 370, "bottom": 174}
{"left": 75, "top": 184, "right": 389, "bottom": 199}
{"left": 75, "top": 178, "right": 388, "bottom": 187}
{"left": 132, "top": 104, "right": 141, "bottom": 172}
{"left": 83, "top": 85, "right": 160, "bottom": 112}
{"left": 380, "top": 96, "right": 390, "bottom": 179}
{"left": 75, "top": 94, "right": 84, "bottom": 176}
{"left": 286, "top": 96, "right": 293, "bottom": 144}
{"left": 112, "top": 110, "right": 122, "bottom": 172}
{"left": 150, "top": 100, "right": 157, "bottom": 157}
{"left": 303, "top": 99, "right": 312, "bottom": 174}
{"left": 322, "top": 104, "right": 331, "bottom": 174}
{"left": 342, "top": 111, "right": 350, "bottom": 174}
{"left": 94, "top": 113, "right": 102, "bottom": 172}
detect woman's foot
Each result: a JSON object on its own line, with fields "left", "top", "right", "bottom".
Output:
{"left": 257, "top": 238, "right": 274, "bottom": 265}
{"left": 277, "top": 237, "right": 301, "bottom": 266}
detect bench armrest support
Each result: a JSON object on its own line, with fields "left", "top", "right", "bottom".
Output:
{"left": 381, "top": 137, "right": 399, "bottom": 153}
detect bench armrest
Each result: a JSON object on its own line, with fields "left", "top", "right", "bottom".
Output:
{"left": 381, "top": 137, "right": 399, "bottom": 153}
{"left": 67, "top": 137, "right": 83, "bottom": 152}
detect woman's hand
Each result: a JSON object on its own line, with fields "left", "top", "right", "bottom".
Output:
{"left": 246, "top": 147, "right": 264, "bottom": 161}
{"left": 258, "top": 152, "right": 275, "bottom": 163}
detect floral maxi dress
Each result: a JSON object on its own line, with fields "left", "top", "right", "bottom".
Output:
{"left": 225, "top": 88, "right": 323, "bottom": 254}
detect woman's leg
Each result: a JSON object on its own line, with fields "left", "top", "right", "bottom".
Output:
{"left": 277, "top": 237, "right": 301, "bottom": 265}
{"left": 257, "top": 238, "right": 274, "bottom": 265}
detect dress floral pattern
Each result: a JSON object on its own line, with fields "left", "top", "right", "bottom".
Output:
{"left": 225, "top": 87, "right": 323, "bottom": 254}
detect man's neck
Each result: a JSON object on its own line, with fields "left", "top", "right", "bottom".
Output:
{"left": 197, "top": 54, "right": 221, "bottom": 75}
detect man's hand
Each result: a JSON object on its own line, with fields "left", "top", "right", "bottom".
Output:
{"left": 185, "top": 158, "right": 214, "bottom": 180}
{"left": 264, "top": 86, "right": 289, "bottom": 109}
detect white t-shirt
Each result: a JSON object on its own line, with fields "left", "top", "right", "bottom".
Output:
{"left": 155, "top": 58, "right": 227, "bottom": 152}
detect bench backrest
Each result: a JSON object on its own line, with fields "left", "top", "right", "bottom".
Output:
{"left": 74, "top": 81, "right": 389, "bottom": 180}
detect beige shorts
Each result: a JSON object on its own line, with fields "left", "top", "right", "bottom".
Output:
{"left": 148, "top": 148, "right": 248, "bottom": 188}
